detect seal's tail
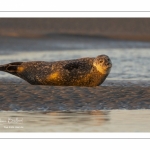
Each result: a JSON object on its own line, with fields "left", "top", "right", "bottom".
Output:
{"left": 0, "top": 62, "right": 23, "bottom": 74}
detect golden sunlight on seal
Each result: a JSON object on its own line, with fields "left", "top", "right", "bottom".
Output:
{"left": 0, "top": 55, "right": 112, "bottom": 87}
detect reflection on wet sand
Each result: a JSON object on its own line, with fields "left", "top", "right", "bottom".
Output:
{"left": 0, "top": 111, "right": 108, "bottom": 132}
{"left": 0, "top": 110, "right": 150, "bottom": 132}
{"left": 45, "top": 111, "right": 108, "bottom": 127}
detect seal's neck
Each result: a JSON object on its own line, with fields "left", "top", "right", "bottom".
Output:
{"left": 93, "top": 63, "right": 110, "bottom": 75}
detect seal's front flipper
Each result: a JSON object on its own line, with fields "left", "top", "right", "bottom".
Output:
{"left": 0, "top": 62, "right": 23, "bottom": 74}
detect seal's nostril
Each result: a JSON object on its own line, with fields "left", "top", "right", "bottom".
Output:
{"left": 106, "top": 62, "right": 110, "bottom": 66}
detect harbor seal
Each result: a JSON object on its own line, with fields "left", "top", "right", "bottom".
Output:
{"left": 0, "top": 55, "right": 112, "bottom": 86}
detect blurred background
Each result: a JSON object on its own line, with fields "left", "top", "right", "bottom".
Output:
{"left": 1, "top": 18, "right": 150, "bottom": 41}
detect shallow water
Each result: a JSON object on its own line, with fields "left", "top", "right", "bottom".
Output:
{"left": 0, "top": 110, "right": 150, "bottom": 132}
{"left": 0, "top": 48, "right": 150, "bottom": 80}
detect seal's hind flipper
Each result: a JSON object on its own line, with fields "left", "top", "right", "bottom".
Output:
{"left": 0, "top": 62, "right": 23, "bottom": 73}
{"left": 0, "top": 65, "right": 6, "bottom": 71}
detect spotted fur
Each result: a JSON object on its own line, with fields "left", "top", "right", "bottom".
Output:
{"left": 0, "top": 55, "right": 112, "bottom": 86}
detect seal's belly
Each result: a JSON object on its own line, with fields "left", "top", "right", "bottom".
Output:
{"left": 45, "top": 71, "right": 103, "bottom": 87}
{"left": 21, "top": 69, "right": 98, "bottom": 86}
{"left": 45, "top": 71, "right": 92, "bottom": 86}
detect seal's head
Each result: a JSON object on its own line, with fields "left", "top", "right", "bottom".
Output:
{"left": 93, "top": 55, "right": 112, "bottom": 74}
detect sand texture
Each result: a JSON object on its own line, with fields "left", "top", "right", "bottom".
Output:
{"left": 0, "top": 84, "right": 149, "bottom": 111}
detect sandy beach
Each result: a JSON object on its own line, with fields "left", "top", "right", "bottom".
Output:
{"left": 0, "top": 84, "right": 150, "bottom": 111}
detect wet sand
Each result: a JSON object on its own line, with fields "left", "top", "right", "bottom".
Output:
{"left": 1, "top": 110, "right": 150, "bottom": 132}
{"left": 0, "top": 83, "right": 150, "bottom": 111}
